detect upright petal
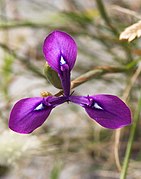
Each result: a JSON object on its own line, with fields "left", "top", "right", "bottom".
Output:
{"left": 43, "top": 30, "right": 77, "bottom": 73}
{"left": 70, "top": 95, "right": 132, "bottom": 129}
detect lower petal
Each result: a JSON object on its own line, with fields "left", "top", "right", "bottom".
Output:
{"left": 85, "top": 95, "right": 132, "bottom": 129}
{"left": 9, "top": 97, "right": 53, "bottom": 134}
{"left": 70, "top": 95, "right": 132, "bottom": 129}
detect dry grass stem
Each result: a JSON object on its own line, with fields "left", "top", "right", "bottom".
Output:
{"left": 114, "top": 129, "right": 122, "bottom": 171}
{"left": 114, "top": 63, "right": 141, "bottom": 172}
{"left": 123, "top": 62, "right": 141, "bottom": 100}
{"left": 112, "top": 5, "right": 141, "bottom": 19}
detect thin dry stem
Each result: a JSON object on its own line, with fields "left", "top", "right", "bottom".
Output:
{"left": 123, "top": 62, "right": 141, "bottom": 100}
{"left": 112, "top": 5, "right": 141, "bottom": 19}
{"left": 114, "top": 63, "right": 141, "bottom": 172}
{"left": 114, "top": 129, "right": 122, "bottom": 171}
{"left": 55, "top": 66, "right": 126, "bottom": 97}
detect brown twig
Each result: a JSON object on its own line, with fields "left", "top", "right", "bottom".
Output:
{"left": 55, "top": 66, "right": 128, "bottom": 97}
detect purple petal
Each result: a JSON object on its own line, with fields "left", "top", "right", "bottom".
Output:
{"left": 70, "top": 95, "right": 132, "bottom": 129}
{"left": 9, "top": 97, "right": 53, "bottom": 134}
{"left": 43, "top": 30, "right": 77, "bottom": 73}
{"left": 59, "top": 64, "right": 70, "bottom": 97}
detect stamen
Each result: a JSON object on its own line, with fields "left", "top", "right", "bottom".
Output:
{"left": 60, "top": 56, "right": 66, "bottom": 65}
{"left": 34, "top": 103, "right": 46, "bottom": 111}
{"left": 41, "top": 91, "right": 53, "bottom": 97}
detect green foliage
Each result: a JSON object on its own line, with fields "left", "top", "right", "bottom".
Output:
{"left": 50, "top": 162, "right": 62, "bottom": 179}
{"left": 63, "top": 11, "right": 93, "bottom": 26}
{"left": 1, "top": 53, "right": 14, "bottom": 98}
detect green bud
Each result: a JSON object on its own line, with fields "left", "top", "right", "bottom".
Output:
{"left": 44, "top": 63, "right": 62, "bottom": 89}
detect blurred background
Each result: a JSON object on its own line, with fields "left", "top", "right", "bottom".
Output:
{"left": 0, "top": 0, "right": 141, "bottom": 178}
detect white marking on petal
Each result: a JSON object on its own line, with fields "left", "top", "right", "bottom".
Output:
{"left": 34, "top": 103, "right": 45, "bottom": 111}
{"left": 60, "top": 56, "right": 66, "bottom": 65}
{"left": 93, "top": 102, "right": 103, "bottom": 110}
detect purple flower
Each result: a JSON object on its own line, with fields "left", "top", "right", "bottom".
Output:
{"left": 9, "top": 30, "right": 132, "bottom": 134}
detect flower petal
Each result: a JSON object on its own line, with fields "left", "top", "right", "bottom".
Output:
{"left": 70, "top": 95, "right": 132, "bottom": 129}
{"left": 59, "top": 63, "right": 70, "bottom": 97}
{"left": 9, "top": 97, "right": 53, "bottom": 134}
{"left": 43, "top": 30, "right": 77, "bottom": 73}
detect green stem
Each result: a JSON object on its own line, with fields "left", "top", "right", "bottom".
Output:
{"left": 96, "top": 0, "right": 118, "bottom": 36}
{"left": 120, "top": 94, "right": 141, "bottom": 179}
{"left": 96, "top": 0, "right": 133, "bottom": 62}
{"left": 0, "top": 21, "right": 52, "bottom": 29}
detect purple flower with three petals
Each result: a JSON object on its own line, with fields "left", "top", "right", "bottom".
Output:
{"left": 9, "top": 30, "right": 132, "bottom": 134}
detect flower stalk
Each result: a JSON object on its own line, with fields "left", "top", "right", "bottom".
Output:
{"left": 120, "top": 93, "right": 141, "bottom": 179}
{"left": 96, "top": 0, "right": 133, "bottom": 62}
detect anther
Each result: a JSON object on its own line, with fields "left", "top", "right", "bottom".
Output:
{"left": 41, "top": 91, "right": 53, "bottom": 97}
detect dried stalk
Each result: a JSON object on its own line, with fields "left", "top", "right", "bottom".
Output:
{"left": 55, "top": 66, "right": 130, "bottom": 97}
{"left": 114, "top": 63, "right": 141, "bottom": 173}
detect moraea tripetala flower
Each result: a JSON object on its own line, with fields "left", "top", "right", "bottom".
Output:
{"left": 9, "top": 30, "right": 132, "bottom": 134}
